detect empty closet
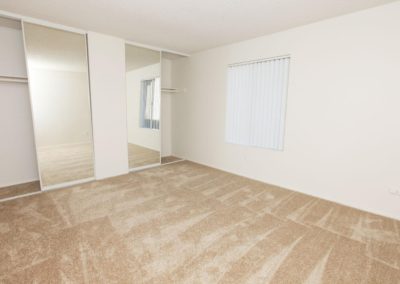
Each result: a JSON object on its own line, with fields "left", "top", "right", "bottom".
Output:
{"left": 0, "top": 16, "right": 39, "bottom": 199}
{"left": 160, "top": 51, "right": 185, "bottom": 164}
{"left": 0, "top": 15, "right": 95, "bottom": 199}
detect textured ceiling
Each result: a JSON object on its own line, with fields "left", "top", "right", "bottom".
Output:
{"left": 0, "top": 0, "right": 396, "bottom": 53}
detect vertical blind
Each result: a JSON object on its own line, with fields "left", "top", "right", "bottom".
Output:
{"left": 140, "top": 77, "right": 161, "bottom": 129}
{"left": 226, "top": 56, "right": 290, "bottom": 150}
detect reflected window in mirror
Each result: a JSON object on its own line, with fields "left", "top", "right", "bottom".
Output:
{"left": 140, "top": 77, "right": 160, "bottom": 130}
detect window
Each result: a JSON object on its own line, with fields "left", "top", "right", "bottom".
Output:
{"left": 140, "top": 77, "right": 160, "bottom": 129}
{"left": 226, "top": 56, "right": 290, "bottom": 150}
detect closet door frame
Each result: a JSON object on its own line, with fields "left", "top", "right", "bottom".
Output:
{"left": 21, "top": 20, "right": 96, "bottom": 191}
{"left": 123, "top": 40, "right": 188, "bottom": 172}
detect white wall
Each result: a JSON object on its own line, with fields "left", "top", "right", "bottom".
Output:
{"left": 87, "top": 32, "right": 129, "bottom": 179}
{"left": 126, "top": 63, "right": 160, "bottom": 151}
{"left": 29, "top": 69, "right": 92, "bottom": 148}
{"left": 0, "top": 83, "right": 39, "bottom": 187}
{"left": 0, "top": 22, "right": 38, "bottom": 187}
{"left": 173, "top": 2, "right": 400, "bottom": 220}
{"left": 0, "top": 23, "right": 27, "bottom": 77}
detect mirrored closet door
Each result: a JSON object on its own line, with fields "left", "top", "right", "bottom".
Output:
{"left": 125, "top": 44, "right": 161, "bottom": 170}
{"left": 23, "top": 22, "right": 95, "bottom": 188}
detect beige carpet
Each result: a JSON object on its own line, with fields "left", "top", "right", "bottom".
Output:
{"left": 128, "top": 143, "right": 160, "bottom": 169}
{"left": 37, "top": 143, "right": 94, "bottom": 186}
{"left": 39, "top": 143, "right": 157, "bottom": 186}
{"left": 161, "top": 155, "right": 183, "bottom": 164}
{"left": 0, "top": 161, "right": 399, "bottom": 283}
{"left": 0, "top": 181, "right": 40, "bottom": 200}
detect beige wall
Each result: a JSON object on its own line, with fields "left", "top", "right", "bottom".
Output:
{"left": 172, "top": 2, "right": 400, "bottom": 220}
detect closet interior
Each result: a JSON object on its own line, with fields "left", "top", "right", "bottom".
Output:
{"left": 0, "top": 16, "right": 39, "bottom": 200}
{"left": 160, "top": 51, "right": 185, "bottom": 164}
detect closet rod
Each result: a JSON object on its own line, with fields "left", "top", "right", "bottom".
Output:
{"left": 0, "top": 75, "right": 28, "bottom": 83}
{"left": 161, "top": 88, "right": 179, "bottom": 93}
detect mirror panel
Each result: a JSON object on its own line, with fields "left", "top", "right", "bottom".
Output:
{"left": 125, "top": 44, "right": 161, "bottom": 169}
{"left": 23, "top": 23, "right": 94, "bottom": 188}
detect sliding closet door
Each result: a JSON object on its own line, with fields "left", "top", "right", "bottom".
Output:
{"left": 125, "top": 44, "right": 161, "bottom": 170}
{"left": 23, "top": 22, "right": 94, "bottom": 189}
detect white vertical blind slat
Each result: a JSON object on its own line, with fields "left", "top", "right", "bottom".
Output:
{"left": 226, "top": 56, "right": 290, "bottom": 150}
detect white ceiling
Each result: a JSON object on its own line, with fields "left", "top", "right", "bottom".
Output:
{"left": 0, "top": 0, "right": 396, "bottom": 54}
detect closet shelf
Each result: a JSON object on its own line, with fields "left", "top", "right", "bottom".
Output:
{"left": 0, "top": 75, "right": 28, "bottom": 83}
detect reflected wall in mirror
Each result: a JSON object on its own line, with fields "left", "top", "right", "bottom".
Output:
{"left": 23, "top": 23, "right": 94, "bottom": 188}
{"left": 125, "top": 44, "right": 161, "bottom": 169}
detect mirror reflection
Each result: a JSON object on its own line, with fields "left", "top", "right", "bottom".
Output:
{"left": 23, "top": 23, "right": 94, "bottom": 187}
{"left": 125, "top": 44, "right": 161, "bottom": 169}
